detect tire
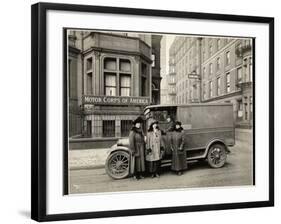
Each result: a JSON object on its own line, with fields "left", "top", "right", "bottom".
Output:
{"left": 207, "top": 144, "right": 227, "bottom": 168}
{"left": 105, "top": 151, "right": 130, "bottom": 179}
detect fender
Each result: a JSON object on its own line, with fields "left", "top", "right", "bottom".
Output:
{"left": 110, "top": 146, "right": 130, "bottom": 154}
{"left": 203, "top": 138, "right": 230, "bottom": 158}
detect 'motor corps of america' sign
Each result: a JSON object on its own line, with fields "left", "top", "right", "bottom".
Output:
{"left": 83, "top": 95, "right": 150, "bottom": 106}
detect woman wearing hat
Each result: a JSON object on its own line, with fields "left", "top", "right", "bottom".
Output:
{"left": 129, "top": 116, "right": 146, "bottom": 180}
{"left": 170, "top": 121, "right": 187, "bottom": 175}
{"left": 146, "top": 120, "right": 164, "bottom": 178}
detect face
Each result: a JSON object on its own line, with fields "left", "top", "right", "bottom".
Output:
{"left": 167, "top": 117, "right": 171, "bottom": 122}
{"left": 135, "top": 123, "right": 141, "bottom": 128}
{"left": 152, "top": 123, "right": 158, "bottom": 129}
{"left": 176, "top": 124, "right": 180, "bottom": 129}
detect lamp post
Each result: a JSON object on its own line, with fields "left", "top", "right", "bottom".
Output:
{"left": 187, "top": 37, "right": 202, "bottom": 103}
{"left": 188, "top": 70, "right": 201, "bottom": 103}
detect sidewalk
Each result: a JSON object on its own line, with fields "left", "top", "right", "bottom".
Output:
{"left": 69, "top": 148, "right": 110, "bottom": 170}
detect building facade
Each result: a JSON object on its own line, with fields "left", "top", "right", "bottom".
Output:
{"left": 169, "top": 36, "right": 253, "bottom": 128}
{"left": 68, "top": 31, "right": 162, "bottom": 138}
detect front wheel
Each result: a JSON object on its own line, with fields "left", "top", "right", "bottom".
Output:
{"left": 207, "top": 144, "right": 227, "bottom": 168}
{"left": 105, "top": 151, "right": 130, "bottom": 179}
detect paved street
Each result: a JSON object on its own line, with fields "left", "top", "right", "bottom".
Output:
{"left": 69, "top": 139, "right": 253, "bottom": 194}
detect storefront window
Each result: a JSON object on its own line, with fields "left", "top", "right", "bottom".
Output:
{"left": 103, "top": 120, "right": 115, "bottom": 137}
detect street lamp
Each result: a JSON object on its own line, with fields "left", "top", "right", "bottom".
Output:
{"left": 187, "top": 37, "right": 203, "bottom": 103}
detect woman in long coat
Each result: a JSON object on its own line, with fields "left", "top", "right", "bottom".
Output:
{"left": 171, "top": 121, "right": 187, "bottom": 175}
{"left": 164, "top": 116, "right": 175, "bottom": 156}
{"left": 129, "top": 116, "right": 146, "bottom": 180}
{"left": 146, "top": 120, "right": 164, "bottom": 178}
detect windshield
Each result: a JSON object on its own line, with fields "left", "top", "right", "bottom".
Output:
{"left": 144, "top": 106, "right": 177, "bottom": 131}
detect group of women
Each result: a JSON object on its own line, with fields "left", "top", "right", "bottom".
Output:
{"left": 129, "top": 116, "right": 187, "bottom": 180}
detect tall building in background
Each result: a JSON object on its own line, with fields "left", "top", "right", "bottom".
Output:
{"left": 169, "top": 36, "right": 253, "bottom": 128}
{"left": 151, "top": 35, "right": 162, "bottom": 105}
{"left": 167, "top": 40, "right": 177, "bottom": 104}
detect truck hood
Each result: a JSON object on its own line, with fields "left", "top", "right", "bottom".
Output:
{"left": 116, "top": 138, "right": 129, "bottom": 146}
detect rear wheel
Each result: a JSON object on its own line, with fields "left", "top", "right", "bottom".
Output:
{"left": 207, "top": 144, "right": 227, "bottom": 168}
{"left": 105, "top": 151, "right": 130, "bottom": 179}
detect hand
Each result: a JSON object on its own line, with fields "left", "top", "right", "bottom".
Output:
{"left": 146, "top": 148, "right": 152, "bottom": 154}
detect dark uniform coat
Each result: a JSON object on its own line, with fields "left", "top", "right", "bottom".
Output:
{"left": 129, "top": 127, "right": 146, "bottom": 173}
{"left": 170, "top": 128, "right": 187, "bottom": 171}
{"left": 164, "top": 120, "right": 175, "bottom": 155}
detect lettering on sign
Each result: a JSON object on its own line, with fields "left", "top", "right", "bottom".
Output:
{"left": 83, "top": 96, "right": 150, "bottom": 106}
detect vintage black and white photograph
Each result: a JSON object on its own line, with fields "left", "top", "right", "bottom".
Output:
{"left": 67, "top": 29, "right": 254, "bottom": 194}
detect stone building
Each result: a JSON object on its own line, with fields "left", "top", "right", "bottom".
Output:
{"left": 68, "top": 31, "right": 162, "bottom": 138}
{"left": 169, "top": 36, "right": 253, "bottom": 128}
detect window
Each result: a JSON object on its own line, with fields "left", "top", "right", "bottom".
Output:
{"left": 119, "top": 59, "right": 131, "bottom": 72}
{"left": 226, "top": 51, "right": 230, "bottom": 65}
{"left": 86, "top": 72, "right": 93, "bottom": 95}
{"left": 226, "top": 72, "right": 231, "bottom": 93}
{"left": 237, "top": 100, "right": 243, "bottom": 118}
{"left": 244, "top": 58, "right": 249, "bottom": 81}
{"left": 244, "top": 97, "right": 248, "bottom": 120}
{"left": 103, "top": 120, "right": 115, "bottom": 137}
{"left": 86, "top": 57, "right": 93, "bottom": 70}
{"left": 250, "top": 96, "right": 253, "bottom": 113}
{"left": 120, "top": 74, "right": 131, "bottom": 96}
{"left": 209, "top": 81, "right": 213, "bottom": 97}
{"left": 141, "top": 63, "right": 148, "bottom": 96}
{"left": 203, "top": 67, "right": 206, "bottom": 79}
{"left": 104, "top": 58, "right": 117, "bottom": 70}
{"left": 249, "top": 57, "right": 253, "bottom": 82}
{"left": 203, "top": 83, "right": 206, "bottom": 99}
{"left": 237, "top": 67, "right": 243, "bottom": 84}
{"left": 209, "top": 63, "right": 213, "bottom": 76}
{"left": 209, "top": 44, "right": 213, "bottom": 56}
{"left": 216, "top": 57, "right": 221, "bottom": 70}
{"left": 121, "top": 120, "right": 133, "bottom": 137}
{"left": 151, "top": 54, "right": 155, "bottom": 67}
{"left": 217, "top": 39, "right": 221, "bottom": 49}
{"left": 104, "top": 73, "right": 117, "bottom": 96}
{"left": 142, "top": 77, "right": 147, "bottom": 96}
{"left": 203, "top": 51, "right": 206, "bottom": 61}
{"left": 236, "top": 43, "right": 242, "bottom": 57}
{"left": 104, "top": 57, "right": 132, "bottom": 96}
{"left": 217, "top": 77, "right": 221, "bottom": 96}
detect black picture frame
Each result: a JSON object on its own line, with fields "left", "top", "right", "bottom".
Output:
{"left": 31, "top": 2, "right": 274, "bottom": 222}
